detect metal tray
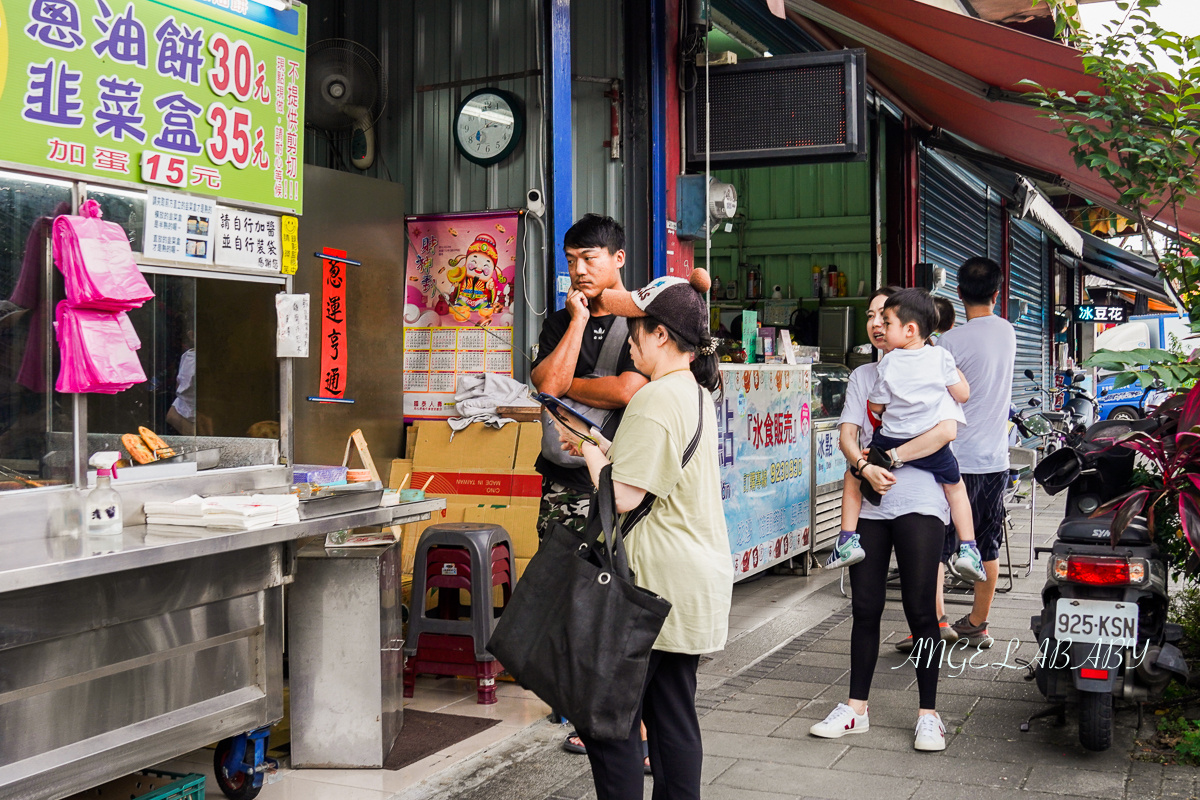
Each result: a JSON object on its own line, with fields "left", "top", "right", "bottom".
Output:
{"left": 156, "top": 448, "right": 221, "bottom": 470}
{"left": 298, "top": 487, "right": 384, "bottom": 519}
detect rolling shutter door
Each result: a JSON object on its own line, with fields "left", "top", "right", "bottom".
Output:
{"left": 920, "top": 149, "right": 992, "bottom": 323}
{"left": 1008, "top": 219, "right": 1049, "bottom": 408}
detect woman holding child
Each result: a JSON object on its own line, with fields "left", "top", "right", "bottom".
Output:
{"left": 808, "top": 287, "right": 973, "bottom": 752}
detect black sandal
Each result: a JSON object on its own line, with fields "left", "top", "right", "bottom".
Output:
{"left": 643, "top": 739, "right": 651, "bottom": 774}
{"left": 562, "top": 731, "right": 586, "bottom": 755}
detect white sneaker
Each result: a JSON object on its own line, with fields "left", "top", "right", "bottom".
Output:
{"left": 809, "top": 703, "right": 869, "bottom": 738}
{"left": 913, "top": 712, "right": 946, "bottom": 751}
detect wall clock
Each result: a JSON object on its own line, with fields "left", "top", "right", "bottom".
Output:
{"left": 454, "top": 88, "right": 524, "bottom": 166}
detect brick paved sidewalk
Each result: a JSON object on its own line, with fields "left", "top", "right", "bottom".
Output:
{"left": 535, "top": 489, "right": 1197, "bottom": 800}
{"left": 423, "top": 489, "right": 1196, "bottom": 800}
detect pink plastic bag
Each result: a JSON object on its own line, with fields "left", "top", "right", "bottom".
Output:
{"left": 54, "top": 302, "right": 147, "bottom": 393}
{"left": 53, "top": 199, "right": 154, "bottom": 311}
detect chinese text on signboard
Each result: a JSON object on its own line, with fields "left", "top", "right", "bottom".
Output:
{"left": 0, "top": 0, "right": 307, "bottom": 212}
{"left": 1073, "top": 304, "right": 1126, "bottom": 324}
{"left": 215, "top": 207, "right": 282, "bottom": 270}
{"left": 717, "top": 366, "right": 813, "bottom": 580}
{"left": 319, "top": 248, "right": 348, "bottom": 399}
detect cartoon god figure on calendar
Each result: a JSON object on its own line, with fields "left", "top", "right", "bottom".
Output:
{"left": 405, "top": 216, "right": 518, "bottom": 328}
{"left": 447, "top": 233, "right": 508, "bottom": 322}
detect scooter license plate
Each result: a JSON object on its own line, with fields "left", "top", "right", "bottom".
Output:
{"left": 1054, "top": 599, "right": 1138, "bottom": 647}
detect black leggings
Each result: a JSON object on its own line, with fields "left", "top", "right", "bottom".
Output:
{"left": 848, "top": 513, "right": 943, "bottom": 710}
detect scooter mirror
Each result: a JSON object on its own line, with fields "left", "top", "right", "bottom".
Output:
{"left": 1028, "top": 397, "right": 1042, "bottom": 407}
{"left": 1024, "top": 368, "right": 1035, "bottom": 380}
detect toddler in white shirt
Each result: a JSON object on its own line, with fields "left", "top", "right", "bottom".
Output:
{"left": 827, "top": 288, "right": 985, "bottom": 583}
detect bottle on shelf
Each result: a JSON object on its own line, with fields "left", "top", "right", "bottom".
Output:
{"left": 746, "top": 269, "right": 761, "bottom": 300}
{"left": 837, "top": 272, "right": 847, "bottom": 297}
{"left": 86, "top": 452, "right": 123, "bottom": 536}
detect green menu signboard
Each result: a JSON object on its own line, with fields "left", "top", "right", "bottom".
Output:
{"left": 0, "top": 0, "right": 306, "bottom": 213}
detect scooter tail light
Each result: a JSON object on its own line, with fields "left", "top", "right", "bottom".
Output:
{"left": 1080, "top": 668, "right": 1109, "bottom": 679}
{"left": 1051, "top": 555, "right": 1069, "bottom": 581}
{"left": 1065, "top": 555, "right": 1131, "bottom": 585}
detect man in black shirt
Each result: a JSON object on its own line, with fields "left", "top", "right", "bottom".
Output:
{"left": 531, "top": 214, "right": 646, "bottom": 537}
{"left": 532, "top": 214, "right": 650, "bottom": 762}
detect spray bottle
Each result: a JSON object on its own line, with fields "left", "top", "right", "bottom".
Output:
{"left": 86, "top": 452, "right": 123, "bottom": 535}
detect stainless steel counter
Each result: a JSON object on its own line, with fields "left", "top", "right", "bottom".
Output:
{"left": 0, "top": 496, "right": 444, "bottom": 800}
{"left": 0, "top": 498, "right": 445, "bottom": 593}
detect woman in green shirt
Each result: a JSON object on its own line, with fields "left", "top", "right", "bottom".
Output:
{"left": 556, "top": 269, "right": 733, "bottom": 800}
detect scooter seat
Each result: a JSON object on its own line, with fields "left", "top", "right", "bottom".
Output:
{"left": 1056, "top": 513, "right": 1151, "bottom": 545}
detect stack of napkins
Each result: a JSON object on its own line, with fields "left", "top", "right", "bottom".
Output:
{"left": 145, "top": 494, "right": 300, "bottom": 531}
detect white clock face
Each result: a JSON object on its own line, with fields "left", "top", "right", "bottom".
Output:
{"left": 457, "top": 93, "right": 516, "bottom": 161}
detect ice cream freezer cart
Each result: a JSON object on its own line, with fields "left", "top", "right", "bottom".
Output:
{"left": 716, "top": 364, "right": 813, "bottom": 581}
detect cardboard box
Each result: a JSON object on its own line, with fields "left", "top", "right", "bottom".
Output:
{"left": 514, "top": 557, "right": 531, "bottom": 583}
{"left": 514, "top": 420, "right": 542, "bottom": 472}
{"left": 391, "top": 420, "right": 543, "bottom": 502}
{"left": 405, "top": 423, "right": 417, "bottom": 459}
{"left": 463, "top": 499, "right": 540, "bottom": 559}
{"left": 388, "top": 458, "right": 413, "bottom": 490}
{"left": 391, "top": 421, "right": 545, "bottom": 585}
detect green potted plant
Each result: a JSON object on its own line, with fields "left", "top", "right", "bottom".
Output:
{"left": 1100, "top": 381, "right": 1200, "bottom": 575}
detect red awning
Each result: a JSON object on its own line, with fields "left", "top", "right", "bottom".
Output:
{"left": 783, "top": 0, "right": 1200, "bottom": 235}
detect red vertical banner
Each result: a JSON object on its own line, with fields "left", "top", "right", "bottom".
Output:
{"left": 320, "top": 247, "right": 348, "bottom": 400}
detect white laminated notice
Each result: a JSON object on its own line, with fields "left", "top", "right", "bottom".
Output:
{"left": 215, "top": 207, "right": 284, "bottom": 271}
{"left": 276, "top": 293, "right": 310, "bottom": 358}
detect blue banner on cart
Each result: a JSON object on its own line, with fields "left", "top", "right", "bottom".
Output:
{"left": 813, "top": 425, "right": 847, "bottom": 489}
{"left": 717, "top": 366, "right": 812, "bottom": 580}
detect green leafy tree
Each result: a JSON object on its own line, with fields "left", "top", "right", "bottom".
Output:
{"left": 1021, "top": 0, "right": 1200, "bottom": 391}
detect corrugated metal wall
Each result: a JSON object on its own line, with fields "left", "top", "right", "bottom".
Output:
{"left": 698, "top": 162, "right": 874, "bottom": 298}
{"left": 303, "top": 0, "right": 625, "bottom": 372}
{"left": 303, "top": 0, "right": 624, "bottom": 222}
{"left": 571, "top": 1, "right": 624, "bottom": 222}
{"left": 1009, "top": 219, "right": 1050, "bottom": 407}
{"left": 408, "top": 0, "right": 543, "bottom": 215}
{"left": 921, "top": 147, "right": 1052, "bottom": 410}
{"left": 919, "top": 149, "right": 1000, "bottom": 322}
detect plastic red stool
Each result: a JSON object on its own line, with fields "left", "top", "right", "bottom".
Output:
{"left": 405, "top": 523, "right": 514, "bottom": 704}
{"left": 402, "top": 633, "right": 505, "bottom": 704}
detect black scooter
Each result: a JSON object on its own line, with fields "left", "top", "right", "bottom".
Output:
{"left": 1026, "top": 418, "right": 1189, "bottom": 751}
{"left": 1058, "top": 369, "right": 1100, "bottom": 432}
{"left": 1020, "top": 369, "right": 1071, "bottom": 452}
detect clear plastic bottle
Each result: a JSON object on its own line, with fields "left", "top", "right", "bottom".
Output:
{"left": 86, "top": 454, "right": 123, "bottom": 536}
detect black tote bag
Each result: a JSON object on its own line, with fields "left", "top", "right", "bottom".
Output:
{"left": 486, "top": 465, "right": 672, "bottom": 741}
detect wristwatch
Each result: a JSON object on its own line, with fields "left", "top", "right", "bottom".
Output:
{"left": 887, "top": 448, "right": 905, "bottom": 468}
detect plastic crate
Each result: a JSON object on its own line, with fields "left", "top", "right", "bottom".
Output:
{"left": 66, "top": 769, "right": 205, "bottom": 800}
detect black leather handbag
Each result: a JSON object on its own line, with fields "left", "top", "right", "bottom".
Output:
{"left": 486, "top": 464, "right": 672, "bottom": 741}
